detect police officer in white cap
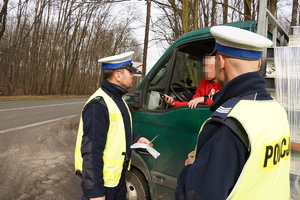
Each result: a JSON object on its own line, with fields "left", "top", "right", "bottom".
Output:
{"left": 176, "top": 26, "right": 290, "bottom": 200}
{"left": 74, "top": 51, "right": 151, "bottom": 200}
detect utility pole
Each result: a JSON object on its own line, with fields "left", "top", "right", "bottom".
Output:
{"left": 142, "top": 0, "right": 151, "bottom": 78}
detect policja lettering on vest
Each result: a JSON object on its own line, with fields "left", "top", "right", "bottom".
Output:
{"left": 261, "top": 134, "right": 291, "bottom": 170}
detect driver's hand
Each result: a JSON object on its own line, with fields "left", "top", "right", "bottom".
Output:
{"left": 188, "top": 97, "right": 204, "bottom": 109}
{"left": 163, "top": 94, "right": 175, "bottom": 106}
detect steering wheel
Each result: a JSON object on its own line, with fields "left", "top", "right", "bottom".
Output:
{"left": 170, "top": 83, "right": 194, "bottom": 102}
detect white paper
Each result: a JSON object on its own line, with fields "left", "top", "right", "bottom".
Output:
{"left": 130, "top": 143, "right": 160, "bottom": 159}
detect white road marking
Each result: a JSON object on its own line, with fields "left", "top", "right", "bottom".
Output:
{"left": 0, "top": 102, "right": 85, "bottom": 112}
{"left": 0, "top": 114, "right": 79, "bottom": 134}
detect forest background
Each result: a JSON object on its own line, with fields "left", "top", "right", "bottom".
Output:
{"left": 0, "top": 0, "right": 299, "bottom": 96}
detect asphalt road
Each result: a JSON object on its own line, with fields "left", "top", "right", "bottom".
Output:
{"left": 0, "top": 98, "right": 87, "bottom": 199}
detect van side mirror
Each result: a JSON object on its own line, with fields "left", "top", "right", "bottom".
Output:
{"left": 127, "top": 90, "right": 141, "bottom": 109}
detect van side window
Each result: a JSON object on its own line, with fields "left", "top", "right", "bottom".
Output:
{"left": 144, "top": 56, "right": 173, "bottom": 110}
{"left": 168, "top": 50, "right": 204, "bottom": 103}
{"left": 172, "top": 51, "right": 203, "bottom": 90}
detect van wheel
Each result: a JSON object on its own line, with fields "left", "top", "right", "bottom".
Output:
{"left": 126, "top": 168, "right": 150, "bottom": 200}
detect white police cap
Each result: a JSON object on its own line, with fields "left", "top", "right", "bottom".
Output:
{"left": 98, "top": 51, "right": 141, "bottom": 75}
{"left": 210, "top": 26, "right": 273, "bottom": 59}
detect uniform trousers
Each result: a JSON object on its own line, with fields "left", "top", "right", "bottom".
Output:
{"left": 80, "top": 175, "right": 127, "bottom": 200}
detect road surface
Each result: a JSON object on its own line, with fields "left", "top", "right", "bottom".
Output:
{"left": 0, "top": 98, "right": 87, "bottom": 199}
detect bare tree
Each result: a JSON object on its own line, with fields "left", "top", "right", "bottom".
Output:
{"left": 0, "top": 0, "right": 9, "bottom": 41}
{"left": 0, "top": 0, "right": 143, "bottom": 96}
{"left": 152, "top": 0, "right": 248, "bottom": 44}
{"left": 211, "top": 0, "right": 216, "bottom": 25}
{"left": 151, "top": 0, "right": 293, "bottom": 44}
{"left": 268, "top": 0, "right": 277, "bottom": 15}
{"left": 291, "top": 0, "right": 299, "bottom": 26}
{"left": 223, "top": 0, "right": 228, "bottom": 24}
{"left": 1, "top": 0, "right": 293, "bottom": 96}
{"left": 244, "top": 0, "right": 252, "bottom": 20}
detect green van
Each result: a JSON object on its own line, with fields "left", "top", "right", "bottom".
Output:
{"left": 125, "top": 21, "right": 260, "bottom": 200}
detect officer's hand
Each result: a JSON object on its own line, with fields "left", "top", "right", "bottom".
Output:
{"left": 90, "top": 196, "right": 105, "bottom": 200}
{"left": 137, "top": 137, "right": 153, "bottom": 147}
{"left": 188, "top": 97, "right": 205, "bottom": 109}
{"left": 185, "top": 151, "right": 195, "bottom": 166}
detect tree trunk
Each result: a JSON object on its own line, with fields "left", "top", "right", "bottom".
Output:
{"left": 291, "top": 0, "right": 298, "bottom": 26}
{"left": 211, "top": 0, "right": 216, "bottom": 26}
{"left": 223, "top": 0, "right": 228, "bottom": 24}
{"left": 0, "top": 0, "right": 9, "bottom": 41}
{"left": 182, "top": 0, "right": 189, "bottom": 34}
{"left": 193, "top": 0, "right": 199, "bottom": 30}
{"left": 244, "top": 0, "right": 252, "bottom": 20}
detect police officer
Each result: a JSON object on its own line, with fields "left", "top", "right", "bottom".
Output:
{"left": 74, "top": 51, "right": 151, "bottom": 200}
{"left": 175, "top": 26, "right": 290, "bottom": 200}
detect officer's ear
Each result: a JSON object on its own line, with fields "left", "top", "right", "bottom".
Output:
{"left": 257, "top": 59, "right": 262, "bottom": 70}
{"left": 113, "top": 69, "right": 124, "bottom": 82}
{"left": 216, "top": 54, "right": 226, "bottom": 71}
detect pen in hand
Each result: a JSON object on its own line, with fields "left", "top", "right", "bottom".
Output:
{"left": 150, "top": 135, "right": 159, "bottom": 144}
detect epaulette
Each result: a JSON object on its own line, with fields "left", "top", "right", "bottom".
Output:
{"left": 87, "top": 96, "right": 107, "bottom": 108}
{"left": 208, "top": 98, "right": 250, "bottom": 151}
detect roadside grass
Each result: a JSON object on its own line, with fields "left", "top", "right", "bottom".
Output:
{"left": 0, "top": 95, "right": 89, "bottom": 101}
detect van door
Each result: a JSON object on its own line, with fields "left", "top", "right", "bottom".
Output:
{"left": 130, "top": 39, "right": 215, "bottom": 199}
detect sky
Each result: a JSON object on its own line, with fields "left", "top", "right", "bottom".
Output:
{"left": 110, "top": 0, "right": 168, "bottom": 74}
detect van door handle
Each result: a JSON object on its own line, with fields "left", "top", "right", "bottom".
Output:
{"left": 154, "top": 175, "right": 165, "bottom": 181}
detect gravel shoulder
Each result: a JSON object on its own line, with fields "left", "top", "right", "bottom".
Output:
{"left": 0, "top": 115, "right": 82, "bottom": 199}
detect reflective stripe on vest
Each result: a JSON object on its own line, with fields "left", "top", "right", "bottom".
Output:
{"left": 74, "top": 88, "right": 132, "bottom": 187}
{"left": 197, "top": 99, "right": 290, "bottom": 199}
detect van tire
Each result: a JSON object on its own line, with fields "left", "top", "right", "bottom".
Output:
{"left": 126, "top": 167, "right": 150, "bottom": 200}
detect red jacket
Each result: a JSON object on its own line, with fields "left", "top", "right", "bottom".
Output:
{"left": 174, "top": 80, "right": 222, "bottom": 107}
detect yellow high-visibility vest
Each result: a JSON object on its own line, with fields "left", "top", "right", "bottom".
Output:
{"left": 74, "top": 88, "right": 132, "bottom": 187}
{"left": 197, "top": 99, "right": 290, "bottom": 199}
{"left": 227, "top": 100, "right": 290, "bottom": 200}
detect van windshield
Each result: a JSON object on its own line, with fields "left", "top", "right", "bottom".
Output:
{"left": 144, "top": 38, "right": 215, "bottom": 111}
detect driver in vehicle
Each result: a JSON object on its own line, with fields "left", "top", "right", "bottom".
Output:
{"left": 162, "top": 56, "right": 222, "bottom": 109}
